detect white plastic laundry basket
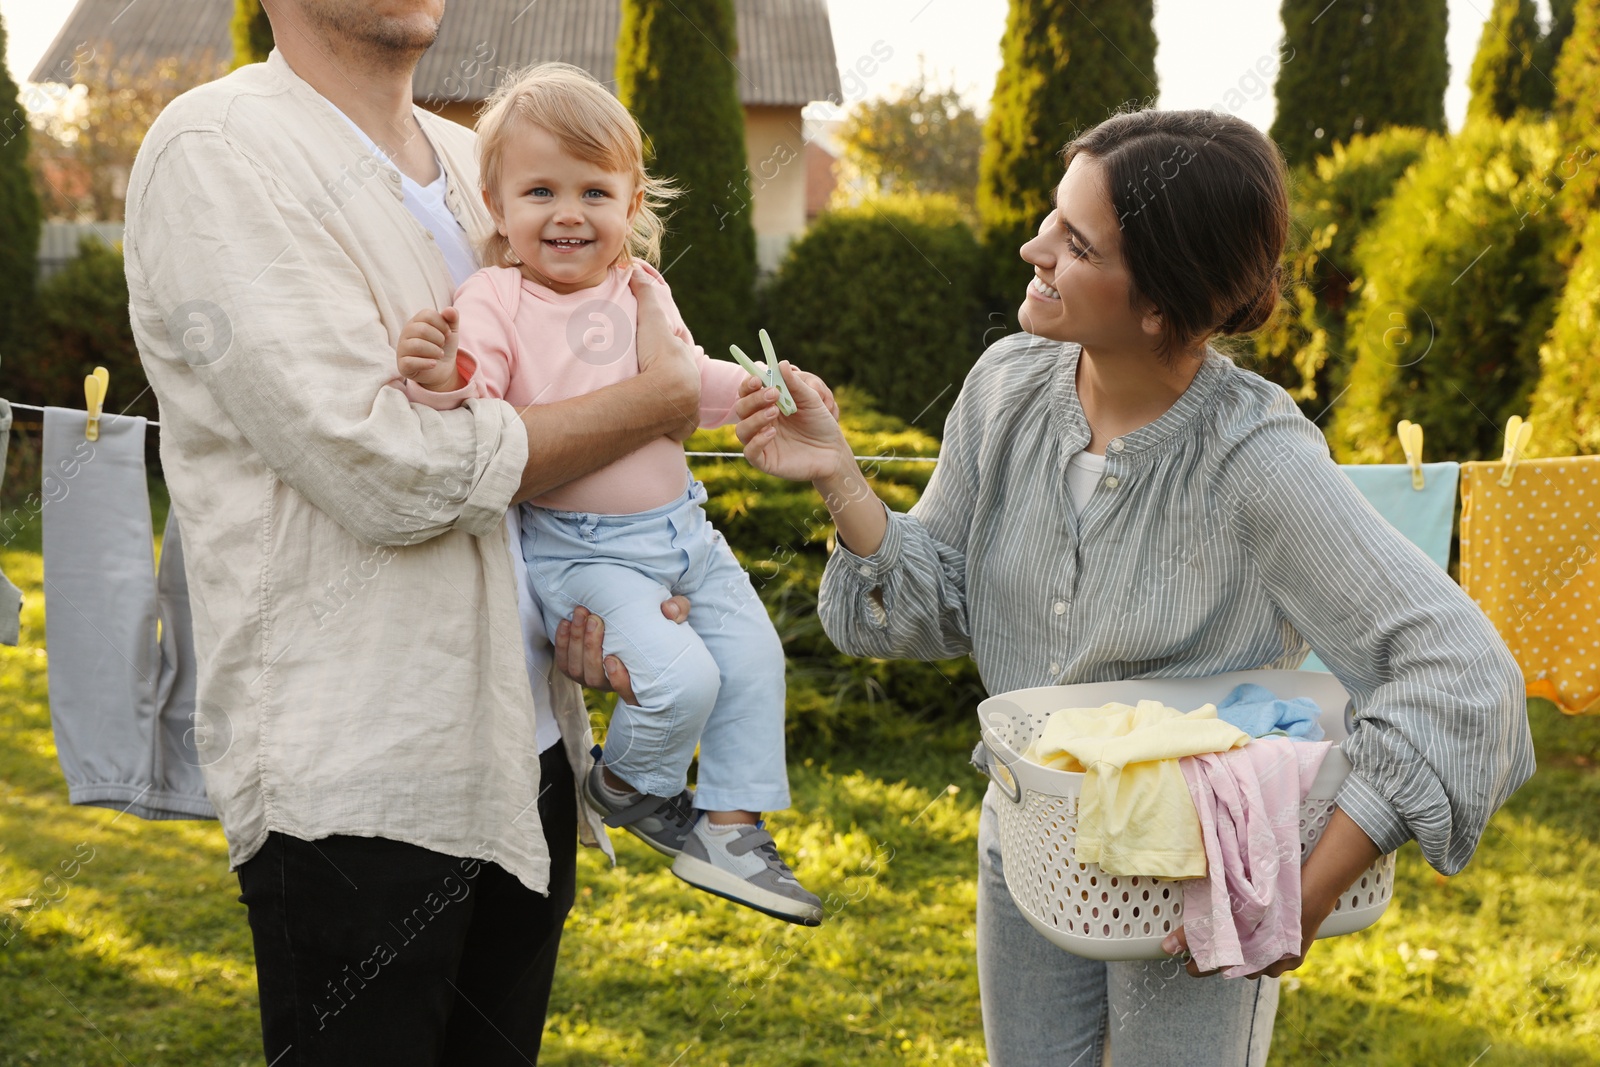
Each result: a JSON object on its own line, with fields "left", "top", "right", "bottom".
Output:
{"left": 973, "top": 669, "right": 1395, "bottom": 962}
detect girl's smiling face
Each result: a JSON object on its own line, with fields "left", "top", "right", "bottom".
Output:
{"left": 1018, "top": 154, "right": 1161, "bottom": 353}
{"left": 486, "top": 123, "right": 644, "bottom": 294}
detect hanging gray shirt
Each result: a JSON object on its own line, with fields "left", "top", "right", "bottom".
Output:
{"left": 1, "top": 399, "right": 20, "bottom": 646}
{"left": 818, "top": 334, "right": 1533, "bottom": 876}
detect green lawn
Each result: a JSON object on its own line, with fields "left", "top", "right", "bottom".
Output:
{"left": 2, "top": 505, "right": 1597, "bottom": 1066}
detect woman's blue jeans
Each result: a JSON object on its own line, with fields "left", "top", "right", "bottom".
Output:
{"left": 519, "top": 478, "right": 790, "bottom": 813}
{"left": 977, "top": 785, "right": 1279, "bottom": 1065}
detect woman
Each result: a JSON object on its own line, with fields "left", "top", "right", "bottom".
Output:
{"left": 732, "top": 110, "right": 1533, "bottom": 1064}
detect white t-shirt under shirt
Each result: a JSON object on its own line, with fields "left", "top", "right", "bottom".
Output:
{"left": 1066, "top": 449, "right": 1106, "bottom": 516}
{"left": 327, "top": 100, "right": 563, "bottom": 755}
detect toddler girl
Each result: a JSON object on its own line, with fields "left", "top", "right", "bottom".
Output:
{"left": 394, "top": 63, "right": 830, "bottom": 926}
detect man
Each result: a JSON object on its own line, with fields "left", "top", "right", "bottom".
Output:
{"left": 124, "top": 1, "right": 697, "bottom": 1061}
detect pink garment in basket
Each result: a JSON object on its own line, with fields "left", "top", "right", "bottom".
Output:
{"left": 1178, "top": 737, "right": 1331, "bottom": 977}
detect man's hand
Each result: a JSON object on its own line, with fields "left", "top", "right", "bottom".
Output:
{"left": 553, "top": 598, "right": 690, "bottom": 704}
{"left": 630, "top": 271, "right": 700, "bottom": 441}
{"left": 397, "top": 307, "right": 462, "bottom": 392}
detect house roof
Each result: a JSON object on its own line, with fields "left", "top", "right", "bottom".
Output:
{"left": 31, "top": 0, "right": 842, "bottom": 108}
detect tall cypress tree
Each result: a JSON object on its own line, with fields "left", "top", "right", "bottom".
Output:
{"left": 617, "top": 0, "right": 755, "bottom": 356}
{"left": 231, "top": 0, "right": 274, "bottom": 69}
{"left": 0, "top": 10, "right": 41, "bottom": 353}
{"left": 1525, "top": 0, "right": 1575, "bottom": 112}
{"left": 1553, "top": 0, "right": 1600, "bottom": 218}
{"left": 1271, "top": 0, "right": 1448, "bottom": 166}
{"left": 977, "top": 0, "right": 1156, "bottom": 325}
{"left": 1467, "top": 0, "right": 1539, "bottom": 122}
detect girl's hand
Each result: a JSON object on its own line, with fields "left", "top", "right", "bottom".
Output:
{"left": 735, "top": 361, "right": 850, "bottom": 482}
{"left": 398, "top": 307, "right": 462, "bottom": 392}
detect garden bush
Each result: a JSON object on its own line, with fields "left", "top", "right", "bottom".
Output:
{"left": 1328, "top": 118, "right": 1568, "bottom": 463}
{"left": 9, "top": 237, "right": 154, "bottom": 423}
{"left": 763, "top": 195, "right": 986, "bottom": 434}
{"left": 1246, "top": 127, "right": 1433, "bottom": 420}
{"left": 686, "top": 388, "right": 984, "bottom": 746}
{"left": 1528, "top": 209, "right": 1600, "bottom": 456}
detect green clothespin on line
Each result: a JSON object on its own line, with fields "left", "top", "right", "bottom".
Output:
{"left": 728, "top": 329, "right": 797, "bottom": 416}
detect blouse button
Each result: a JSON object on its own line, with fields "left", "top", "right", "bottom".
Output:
{"left": 1110, "top": 438, "right": 1126, "bottom": 453}
{"left": 1104, "top": 475, "right": 1121, "bottom": 489}
{"left": 1049, "top": 662, "right": 1061, "bottom": 675}
{"left": 858, "top": 564, "right": 871, "bottom": 577}
{"left": 1053, "top": 601, "right": 1067, "bottom": 615}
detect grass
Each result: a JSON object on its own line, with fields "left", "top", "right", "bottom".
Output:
{"left": 2, "top": 494, "right": 1598, "bottom": 1065}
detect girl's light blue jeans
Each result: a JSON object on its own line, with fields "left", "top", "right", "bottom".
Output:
{"left": 519, "top": 478, "right": 790, "bottom": 813}
{"left": 977, "top": 785, "right": 1278, "bottom": 1066}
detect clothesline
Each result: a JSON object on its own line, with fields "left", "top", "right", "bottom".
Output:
{"left": 3, "top": 402, "right": 941, "bottom": 465}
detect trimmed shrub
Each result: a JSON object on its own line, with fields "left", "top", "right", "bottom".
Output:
{"left": 1528, "top": 209, "right": 1600, "bottom": 455}
{"left": 1271, "top": 0, "right": 1448, "bottom": 166}
{"left": 617, "top": 0, "right": 756, "bottom": 358}
{"left": 977, "top": 0, "right": 1156, "bottom": 326}
{"left": 1329, "top": 119, "right": 1568, "bottom": 463}
{"left": 9, "top": 238, "right": 154, "bottom": 423}
{"left": 763, "top": 195, "right": 986, "bottom": 433}
{"left": 1467, "top": 0, "right": 1540, "bottom": 122}
{"left": 1246, "top": 127, "right": 1433, "bottom": 419}
{"left": 687, "top": 389, "right": 983, "bottom": 745}
{"left": 0, "top": 9, "right": 41, "bottom": 354}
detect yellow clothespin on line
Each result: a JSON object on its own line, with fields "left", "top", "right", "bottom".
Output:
{"left": 1396, "top": 419, "right": 1425, "bottom": 490}
{"left": 1499, "top": 414, "right": 1532, "bottom": 487}
{"left": 84, "top": 365, "right": 109, "bottom": 442}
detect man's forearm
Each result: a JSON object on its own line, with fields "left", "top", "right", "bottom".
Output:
{"left": 512, "top": 375, "right": 696, "bottom": 504}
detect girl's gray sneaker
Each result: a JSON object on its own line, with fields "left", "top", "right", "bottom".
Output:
{"left": 672, "top": 819, "right": 824, "bottom": 926}
{"left": 583, "top": 749, "right": 698, "bottom": 857}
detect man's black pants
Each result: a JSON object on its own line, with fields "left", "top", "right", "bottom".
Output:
{"left": 235, "top": 745, "right": 577, "bottom": 1065}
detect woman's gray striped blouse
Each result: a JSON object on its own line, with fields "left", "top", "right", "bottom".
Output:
{"left": 818, "top": 333, "right": 1533, "bottom": 875}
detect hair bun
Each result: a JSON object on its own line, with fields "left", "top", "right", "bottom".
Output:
{"left": 1219, "top": 263, "right": 1283, "bottom": 335}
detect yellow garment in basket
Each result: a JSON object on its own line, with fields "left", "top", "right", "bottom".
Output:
{"left": 1026, "top": 700, "right": 1251, "bottom": 878}
{"left": 1460, "top": 457, "right": 1600, "bottom": 715}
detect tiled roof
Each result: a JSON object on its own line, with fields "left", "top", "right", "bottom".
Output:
{"left": 32, "top": 0, "right": 842, "bottom": 108}
{"left": 30, "top": 0, "right": 231, "bottom": 84}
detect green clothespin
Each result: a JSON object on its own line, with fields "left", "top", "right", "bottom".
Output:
{"left": 729, "top": 328, "right": 796, "bottom": 415}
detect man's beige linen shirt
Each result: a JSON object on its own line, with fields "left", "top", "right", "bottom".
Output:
{"left": 124, "top": 51, "right": 606, "bottom": 893}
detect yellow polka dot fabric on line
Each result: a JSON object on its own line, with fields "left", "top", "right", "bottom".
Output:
{"left": 1459, "top": 456, "right": 1600, "bottom": 715}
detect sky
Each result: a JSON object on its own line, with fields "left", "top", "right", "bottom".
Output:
{"left": 0, "top": 0, "right": 1548, "bottom": 133}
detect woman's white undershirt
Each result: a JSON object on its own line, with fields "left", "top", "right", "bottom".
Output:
{"left": 1066, "top": 450, "right": 1107, "bottom": 516}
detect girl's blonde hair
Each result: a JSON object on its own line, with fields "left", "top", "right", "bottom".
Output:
{"left": 475, "top": 62, "right": 678, "bottom": 270}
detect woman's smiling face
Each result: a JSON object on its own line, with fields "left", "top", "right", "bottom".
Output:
{"left": 1018, "top": 154, "right": 1157, "bottom": 351}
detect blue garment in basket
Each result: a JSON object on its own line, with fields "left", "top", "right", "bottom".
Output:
{"left": 1214, "top": 683, "right": 1324, "bottom": 741}
{"left": 1303, "top": 461, "right": 1459, "bottom": 672}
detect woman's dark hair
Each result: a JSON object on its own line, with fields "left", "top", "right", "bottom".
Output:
{"left": 1062, "top": 109, "right": 1289, "bottom": 360}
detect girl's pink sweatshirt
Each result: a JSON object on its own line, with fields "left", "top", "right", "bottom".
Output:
{"left": 402, "top": 261, "right": 746, "bottom": 514}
